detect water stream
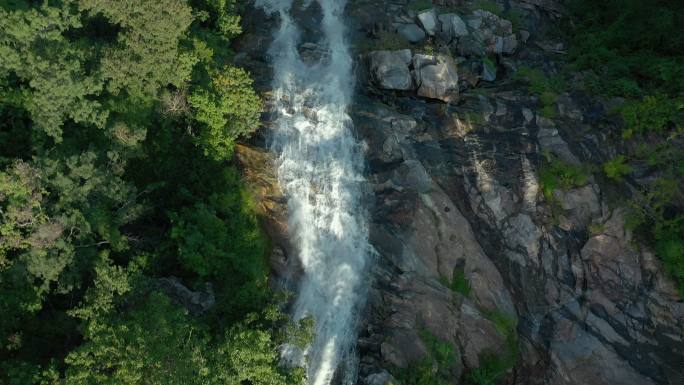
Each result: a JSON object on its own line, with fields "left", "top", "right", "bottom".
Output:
{"left": 255, "top": 1, "right": 370, "bottom": 384}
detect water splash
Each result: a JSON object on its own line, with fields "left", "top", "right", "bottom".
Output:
{"left": 255, "top": 1, "right": 369, "bottom": 384}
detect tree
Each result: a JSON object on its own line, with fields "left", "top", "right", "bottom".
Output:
{"left": 169, "top": 167, "right": 268, "bottom": 314}
{"left": 192, "top": 0, "right": 243, "bottom": 39}
{"left": 64, "top": 291, "right": 212, "bottom": 385}
{"left": 62, "top": 256, "right": 302, "bottom": 385}
{"left": 0, "top": 4, "right": 106, "bottom": 140}
{"left": 0, "top": 0, "right": 286, "bottom": 380}
{"left": 213, "top": 324, "right": 304, "bottom": 385}
{"left": 78, "top": 0, "right": 196, "bottom": 97}
{"left": 189, "top": 67, "right": 262, "bottom": 160}
{"left": 0, "top": 149, "right": 142, "bottom": 349}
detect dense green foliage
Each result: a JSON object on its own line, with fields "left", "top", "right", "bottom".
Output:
{"left": 188, "top": 67, "right": 262, "bottom": 160}
{"left": 619, "top": 95, "right": 682, "bottom": 139}
{"left": 603, "top": 155, "right": 632, "bottom": 181}
{"left": 566, "top": 0, "right": 684, "bottom": 295}
{"left": 515, "top": 66, "right": 565, "bottom": 119}
{"left": 0, "top": 1, "right": 302, "bottom": 383}
{"left": 538, "top": 154, "right": 588, "bottom": 202}
{"left": 568, "top": 0, "right": 684, "bottom": 97}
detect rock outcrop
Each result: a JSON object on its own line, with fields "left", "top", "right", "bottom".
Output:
{"left": 151, "top": 277, "right": 215, "bottom": 315}
{"left": 417, "top": 9, "right": 439, "bottom": 36}
{"left": 412, "top": 54, "right": 459, "bottom": 102}
{"left": 438, "top": 13, "right": 469, "bottom": 39}
{"left": 367, "top": 49, "right": 414, "bottom": 91}
{"left": 236, "top": 1, "right": 684, "bottom": 384}
{"left": 397, "top": 23, "right": 426, "bottom": 43}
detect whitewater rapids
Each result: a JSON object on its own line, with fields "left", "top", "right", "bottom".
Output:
{"left": 255, "top": 0, "right": 370, "bottom": 384}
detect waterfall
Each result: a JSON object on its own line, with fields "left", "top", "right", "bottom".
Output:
{"left": 255, "top": 0, "right": 369, "bottom": 384}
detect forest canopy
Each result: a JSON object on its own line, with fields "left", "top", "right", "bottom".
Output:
{"left": 0, "top": 1, "right": 303, "bottom": 383}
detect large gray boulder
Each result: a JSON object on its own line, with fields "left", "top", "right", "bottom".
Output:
{"left": 363, "top": 371, "right": 395, "bottom": 385}
{"left": 396, "top": 23, "right": 426, "bottom": 43}
{"left": 460, "top": 10, "right": 518, "bottom": 55}
{"left": 457, "top": 35, "right": 486, "bottom": 57}
{"left": 438, "top": 13, "right": 469, "bottom": 40}
{"left": 417, "top": 9, "right": 439, "bottom": 36}
{"left": 412, "top": 54, "right": 459, "bottom": 103}
{"left": 152, "top": 277, "right": 215, "bottom": 315}
{"left": 367, "top": 49, "right": 414, "bottom": 91}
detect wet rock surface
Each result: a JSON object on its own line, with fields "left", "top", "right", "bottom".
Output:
{"left": 236, "top": 1, "right": 684, "bottom": 384}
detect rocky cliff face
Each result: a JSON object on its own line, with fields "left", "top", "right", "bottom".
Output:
{"left": 236, "top": 1, "right": 684, "bottom": 384}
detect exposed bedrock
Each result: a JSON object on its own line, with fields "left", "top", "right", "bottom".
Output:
{"left": 235, "top": 1, "right": 684, "bottom": 384}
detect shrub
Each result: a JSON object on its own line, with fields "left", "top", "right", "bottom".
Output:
{"left": 451, "top": 266, "right": 472, "bottom": 297}
{"left": 440, "top": 265, "right": 472, "bottom": 297}
{"left": 619, "top": 95, "right": 682, "bottom": 138}
{"left": 485, "top": 310, "right": 518, "bottom": 343}
{"left": 540, "top": 91, "right": 559, "bottom": 106}
{"left": 588, "top": 222, "right": 605, "bottom": 235}
{"left": 627, "top": 178, "right": 678, "bottom": 229}
{"left": 516, "top": 67, "right": 565, "bottom": 95}
{"left": 503, "top": 8, "right": 527, "bottom": 31}
{"left": 539, "top": 155, "right": 589, "bottom": 201}
{"left": 465, "top": 111, "right": 486, "bottom": 125}
{"left": 422, "top": 44, "right": 436, "bottom": 55}
{"left": 654, "top": 216, "right": 684, "bottom": 298}
{"left": 464, "top": 310, "right": 518, "bottom": 385}
{"left": 286, "top": 315, "right": 316, "bottom": 349}
{"left": 539, "top": 105, "right": 558, "bottom": 119}
{"left": 465, "top": 353, "right": 509, "bottom": 385}
{"left": 627, "top": 178, "right": 684, "bottom": 297}
{"left": 395, "top": 329, "right": 458, "bottom": 385}
{"left": 603, "top": 155, "right": 632, "bottom": 181}
{"left": 515, "top": 67, "right": 565, "bottom": 119}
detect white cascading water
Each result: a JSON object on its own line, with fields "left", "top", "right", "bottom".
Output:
{"left": 255, "top": 0, "right": 369, "bottom": 384}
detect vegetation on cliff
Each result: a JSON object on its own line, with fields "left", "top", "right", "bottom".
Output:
{"left": 0, "top": 0, "right": 302, "bottom": 383}
{"left": 565, "top": 0, "right": 684, "bottom": 295}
